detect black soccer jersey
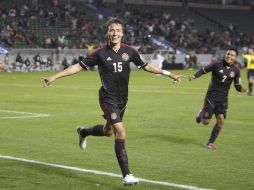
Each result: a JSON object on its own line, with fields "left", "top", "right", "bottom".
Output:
{"left": 194, "top": 60, "right": 242, "bottom": 102}
{"left": 79, "top": 43, "right": 147, "bottom": 103}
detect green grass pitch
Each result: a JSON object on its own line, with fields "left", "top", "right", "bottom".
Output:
{"left": 0, "top": 70, "right": 253, "bottom": 190}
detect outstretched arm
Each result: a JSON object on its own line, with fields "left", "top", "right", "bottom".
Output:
{"left": 143, "top": 63, "right": 185, "bottom": 84}
{"left": 41, "top": 63, "right": 83, "bottom": 87}
{"left": 189, "top": 62, "right": 215, "bottom": 81}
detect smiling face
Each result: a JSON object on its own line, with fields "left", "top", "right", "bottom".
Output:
{"left": 225, "top": 50, "right": 237, "bottom": 65}
{"left": 107, "top": 22, "right": 124, "bottom": 47}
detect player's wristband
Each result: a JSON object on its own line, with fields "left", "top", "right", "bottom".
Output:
{"left": 162, "top": 70, "right": 171, "bottom": 77}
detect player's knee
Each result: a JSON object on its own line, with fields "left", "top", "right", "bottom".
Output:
{"left": 112, "top": 122, "right": 126, "bottom": 139}
{"left": 217, "top": 118, "right": 224, "bottom": 125}
{"left": 216, "top": 114, "right": 224, "bottom": 125}
{"left": 115, "top": 131, "right": 126, "bottom": 140}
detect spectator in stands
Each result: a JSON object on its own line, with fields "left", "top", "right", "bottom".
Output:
{"left": 47, "top": 57, "right": 54, "bottom": 71}
{"left": 185, "top": 53, "right": 191, "bottom": 69}
{"left": 71, "top": 57, "right": 78, "bottom": 65}
{"left": 155, "top": 51, "right": 165, "bottom": 69}
{"left": 164, "top": 50, "right": 175, "bottom": 65}
{"left": 8, "top": 8, "right": 16, "bottom": 17}
{"left": 24, "top": 57, "right": 31, "bottom": 71}
{"left": 34, "top": 53, "right": 42, "bottom": 71}
{"left": 57, "top": 33, "right": 65, "bottom": 47}
{"left": 191, "top": 52, "right": 198, "bottom": 68}
{"left": 15, "top": 52, "right": 23, "bottom": 71}
{"left": 1, "top": 0, "right": 254, "bottom": 54}
{"left": 187, "top": 52, "right": 198, "bottom": 69}
{"left": 43, "top": 36, "right": 54, "bottom": 48}
{"left": 61, "top": 57, "right": 69, "bottom": 69}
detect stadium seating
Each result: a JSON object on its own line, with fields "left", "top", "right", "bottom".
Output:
{"left": 0, "top": 0, "right": 253, "bottom": 53}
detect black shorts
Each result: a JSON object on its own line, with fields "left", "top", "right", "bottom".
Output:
{"left": 247, "top": 69, "right": 254, "bottom": 79}
{"left": 100, "top": 100, "right": 127, "bottom": 125}
{"left": 201, "top": 98, "right": 228, "bottom": 119}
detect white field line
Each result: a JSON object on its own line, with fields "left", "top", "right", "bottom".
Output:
{"left": 0, "top": 155, "right": 212, "bottom": 190}
{"left": 0, "top": 109, "right": 50, "bottom": 119}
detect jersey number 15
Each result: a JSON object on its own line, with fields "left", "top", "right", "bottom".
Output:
{"left": 113, "top": 62, "right": 123, "bottom": 72}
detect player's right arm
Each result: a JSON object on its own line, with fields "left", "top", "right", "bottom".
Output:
{"left": 41, "top": 63, "right": 83, "bottom": 87}
{"left": 189, "top": 62, "right": 215, "bottom": 81}
{"left": 143, "top": 63, "right": 184, "bottom": 84}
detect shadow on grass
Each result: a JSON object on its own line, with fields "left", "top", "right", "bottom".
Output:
{"left": 143, "top": 134, "right": 202, "bottom": 147}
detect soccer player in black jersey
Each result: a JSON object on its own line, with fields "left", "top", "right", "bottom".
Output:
{"left": 189, "top": 48, "right": 246, "bottom": 150}
{"left": 41, "top": 18, "right": 184, "bottom": 185}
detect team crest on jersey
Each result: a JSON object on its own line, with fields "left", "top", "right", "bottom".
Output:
{"left": 122, "top": 53, "right": 129, "bottom": 61}
{"left": 111, "top": 113, "right": 117, "bottom": 120}
{"left": 230, "top": 71, "right": 235, "bottom": 78}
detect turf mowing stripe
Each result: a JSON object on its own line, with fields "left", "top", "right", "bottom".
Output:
{"left": 0, "top": 83, "right": 245, "bottom": 97}
{"left": 0, "top": 155, "right": 211, "bottom": 190}
{"left": 0, "top": 109, "right": 50, "bottom": 119}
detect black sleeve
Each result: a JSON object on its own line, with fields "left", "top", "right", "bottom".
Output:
{"left": 234, "top": 70, "right": 243, "bottom": 92}
{"left": 131, "top": 49, "right": 147, "bottom": 69}
{"left": 194, "top": 68, "right": 205, "bottom": 78}
{"left": 79, "top": 54, "right": 98, "bottom": 70}
{"left": 194, "top": 62, "right": 215, "bottom": 78}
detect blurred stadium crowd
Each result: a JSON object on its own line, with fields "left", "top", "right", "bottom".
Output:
{"left": 0, "top": 0, "right": 254, "bottom": 71}
{"left": 1, "top": 0, "right": 254, "bottom": 53}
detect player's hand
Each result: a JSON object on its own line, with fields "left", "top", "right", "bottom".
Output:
{"left": 41, "top": 76, "right": 56, "bottom": 87}
{"left": 188, "top": 75, "right": 196, "bottom": 81}
{"left": 172, "top": 74, "right": 186, "bottom": 84}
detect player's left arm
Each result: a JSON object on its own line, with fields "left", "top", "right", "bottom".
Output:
{"left": 131, "top": 49, "right": 185, "bottom": 83}
{"left": 143, "top": 63, "right": 185, "bottom": 84}
{"left": 234, "top": 71, "right": 246, "bottom": 93}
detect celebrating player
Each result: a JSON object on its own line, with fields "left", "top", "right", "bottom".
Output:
{"left": 189, "top": 48, "right": 246, "bottom": 150}
{"left": 41, "top": 17, "right": 184, "bottom": 185}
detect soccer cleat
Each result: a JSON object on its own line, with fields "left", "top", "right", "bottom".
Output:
{"left": 122, "top": 174, "right": 139, "bottom": 186}
{"left": 247, "top": 92, "right": 253, "bottom": 96}
{"left": 76, "top": 126, "right": 87, "bottom": 150}
{"left": 205, "top": 143, "right": 216, "bottom": 150}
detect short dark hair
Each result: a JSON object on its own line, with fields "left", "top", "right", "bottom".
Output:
{"left": 228, "top": 47, "right": 238, "bottom": 56}
{"left": 106, "top": 17, "right": 124, "bottom": 31}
